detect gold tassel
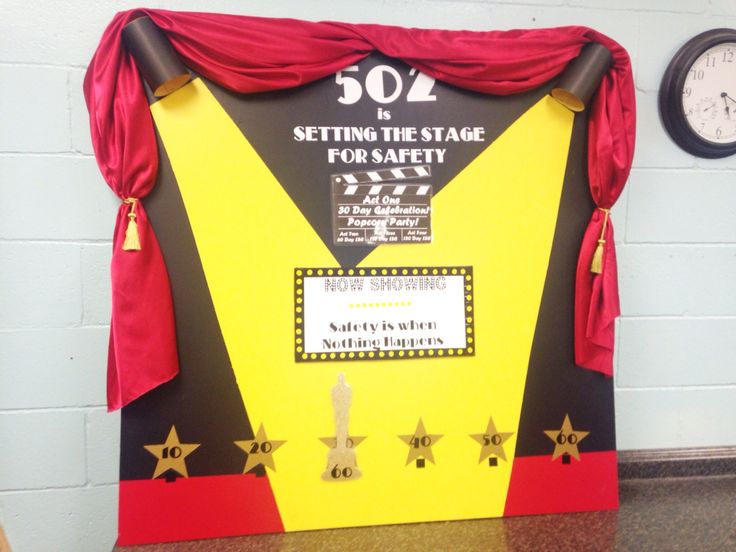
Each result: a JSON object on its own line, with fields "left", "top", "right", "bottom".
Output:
{"left": 590, "top": 239, "right": 605, "bottom": 274}
{"left": 122, "top": 198, "right": 141, "bottom": 251}
{"left": 590, "top": 208, "right": 610, "bottom": 274}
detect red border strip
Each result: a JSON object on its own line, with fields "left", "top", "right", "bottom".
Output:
{"left": 118, "top": 474, "right": 284, "bottom": 545}
{"left": 504, "top": 451, "right": 619, "bottom": 516}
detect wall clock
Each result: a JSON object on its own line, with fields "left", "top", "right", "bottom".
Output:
{"left": 659, "top": 28, "right": 736, "bottom": 158}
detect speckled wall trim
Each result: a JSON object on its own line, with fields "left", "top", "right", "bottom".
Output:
{"left": 619, "top": 447, "right": 736, "bottom": 479}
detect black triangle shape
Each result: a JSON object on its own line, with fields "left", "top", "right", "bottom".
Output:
{"left": 206, "top": 53, "right": 553, "bottom": 267}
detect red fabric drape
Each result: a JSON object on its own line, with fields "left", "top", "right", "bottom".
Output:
{"left": 85, "top": 9, "right": 635, "bottom": 410}
{"left": 574, "top": 66, "right": 633, "bottom": 376}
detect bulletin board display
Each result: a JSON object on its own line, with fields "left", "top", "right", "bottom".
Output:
{"left": 116, "top": 53, "right": 617, "bottom": 545}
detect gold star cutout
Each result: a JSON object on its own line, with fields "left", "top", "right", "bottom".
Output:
{"left": 398, "top": 418, "right": 443, "bottom": 466}
{"left": 319, "top": 436, "right": 367, "bottom": 449}
{"left": 143, "top": 425, "right": 200, "bottom": 479}
{"left": 469, "top": 417, "right": 514, "bottom": 463}
{"left": 544, "top": 414, "right": 590, "bottom": 461}
{"left": 234, "top": 424, "right": 286, "bottom": 474}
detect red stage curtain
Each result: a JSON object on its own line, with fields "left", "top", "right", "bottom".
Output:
{"left": 84, "top": 9, "right": 635, "bottom": 409}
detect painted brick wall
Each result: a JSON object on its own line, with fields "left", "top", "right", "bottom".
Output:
{"left": 1, "top": 1, "right": 735, "bottom": 550}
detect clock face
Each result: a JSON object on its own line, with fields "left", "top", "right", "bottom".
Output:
{"left": 660, "top": 29, "right": 736, "bottom": 157}
{"left": 682, "top": 42, "right": 736, "bottom": 144}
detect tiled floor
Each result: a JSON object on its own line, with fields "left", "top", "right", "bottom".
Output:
{"left": 116, "top": 475, "right": 736, "bottom": 551}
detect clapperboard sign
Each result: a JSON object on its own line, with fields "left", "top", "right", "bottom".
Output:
{"left": 331, "top": 165, "right": 433, "bottom": 245}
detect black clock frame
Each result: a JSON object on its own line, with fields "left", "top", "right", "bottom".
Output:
{"left": 659, "top": 28, "right": 736, "bottom": 158}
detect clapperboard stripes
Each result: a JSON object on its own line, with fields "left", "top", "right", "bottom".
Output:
{"left": 331, "top": 165, "right": 433, "bottom": 245}
{"left": 333, "top": 165, "right": 430, "bottom": 185}
{"left": 342, "top": 183, "right": 432, "bottom": 197}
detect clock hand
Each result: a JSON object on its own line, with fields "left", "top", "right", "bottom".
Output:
{"left": 721, "top": 91, "right": 736, "bottom": 104}
{"left": 724, "top": 95, "right": 732, "bottom": 119}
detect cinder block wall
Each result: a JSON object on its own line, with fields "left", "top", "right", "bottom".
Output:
{"left": 1, "top": 1, "right": 735, "bottom": 550}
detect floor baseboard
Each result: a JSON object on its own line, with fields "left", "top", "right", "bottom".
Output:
{"left": 618, "top": 446, "right": 736, "bottom": 479}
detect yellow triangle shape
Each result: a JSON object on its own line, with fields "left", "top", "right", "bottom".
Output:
{"left": 151, "top": 77, "right": 573, "bottom": 530}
